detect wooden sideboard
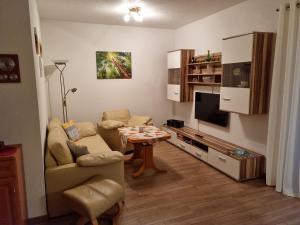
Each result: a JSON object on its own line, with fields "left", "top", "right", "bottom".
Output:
{"left": 162, "top": 126, "right": 265, "bottom": 181}
{"left": 0, "top": 145, "right": 27, "bottom": 225}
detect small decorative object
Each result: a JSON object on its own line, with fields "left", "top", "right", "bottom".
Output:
{"left": 192, "top": 77, "right": 199, "bottom": 82}
{"left": 53, "top": 60, "right": 78, "bottom": 122}
{"left": 239, "top": 81, "right": 249, "bottom": 88}
{"left": 96, "top": 51, "right": 132, "bottom": 79}
{"left": 206, "top": 50, "right": 212, "bottom": 62}
{"left": 139, "top": 126, "right": 144, "bottom": 133}
{"left": 0, "top": 54, "right": 21, "bottom": 83}
{"left": 202, "top": 76, "right": 214, "bottom": 83}
{"left": 191, "top": 57, "right": 196, "bottom": 63}
{"left": 230, "top": 148, "right": 252, "bottom": 158}
{"left": 233, "top": 67, "right": 241, "bottom": 76}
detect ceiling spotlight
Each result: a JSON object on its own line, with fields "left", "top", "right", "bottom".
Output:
{"left": 124, "top": 6, "right": 144, "bottom": 23}
{"left": 124, "top": 14, "right": 130, "bottom": 22}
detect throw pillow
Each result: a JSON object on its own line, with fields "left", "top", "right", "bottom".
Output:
{"left": 67, "top": 141, "right": 89, "bottom": 160}
{"left": 63, "top": 120, "right": 80, "bottom": 141}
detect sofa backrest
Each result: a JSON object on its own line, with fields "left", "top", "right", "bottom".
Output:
{"left": 102, "top": 109, "right": 131, "bottom": 124}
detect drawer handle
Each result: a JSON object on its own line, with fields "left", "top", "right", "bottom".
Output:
{"left": 218, "top": 156, "right": 226, "bottom": 161}
{"left": 179, "top": 144, "right": 185, "bottom": 149}
{"left": 195, "top": 153, "right": 202, "bottom": 158}
{"left": 174, "top": 92, "right": 179, "bottom": 95}
{"left": 222, "top": 98, "right": 231, "bottom": 101}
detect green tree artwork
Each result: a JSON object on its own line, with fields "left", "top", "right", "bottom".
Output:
{"left": 96, "top": 51, "right": 132, "bottom": 79}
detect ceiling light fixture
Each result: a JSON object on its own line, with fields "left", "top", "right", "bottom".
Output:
{"left": 123, "top": 6, "right": 144, "bottom": 22}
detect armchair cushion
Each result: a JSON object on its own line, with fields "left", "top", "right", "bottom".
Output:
{"left": 76, "top": 152, "right": 123, "bottom": 167}
{"left": 98, "top": 120, "right": 124, "bottom": 130}
{"left": 127, "top": 115, "right": 152, "bottom": 127}
{"left": 102, "top": 109, "right": 130, "bottom": 124}
{"left": 75, "top": 122, "right": 97, "bottom": 138}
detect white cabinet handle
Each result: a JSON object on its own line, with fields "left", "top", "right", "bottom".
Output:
{"left": 222, "top": 98, "right": 231, "bottom": 101}
{"left": 218, "top": 156, "right": 226, "bottom": 161}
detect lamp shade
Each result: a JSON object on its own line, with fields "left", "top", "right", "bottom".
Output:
{"left": 52, "top": 60, "right": 69, "bottom": 65}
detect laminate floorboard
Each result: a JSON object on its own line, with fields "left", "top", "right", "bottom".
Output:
{"left": 36, "top": 142, "right": 300, "bottom": 225}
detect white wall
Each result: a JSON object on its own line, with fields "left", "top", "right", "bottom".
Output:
{"left": 173, "top": 0, "right": 284, "bottom": 155}
{"left": 41, "top": 20, "right": 174, "bottom": 125}
{"left": 0, "top": 0, "right": 47, "bottom": 218}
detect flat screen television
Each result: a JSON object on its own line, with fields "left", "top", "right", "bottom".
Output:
{"left": 195, "top": 92, "right": 229, "bottom": 127}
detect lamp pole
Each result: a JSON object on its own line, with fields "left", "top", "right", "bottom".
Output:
{"left": 53, "top": 60, "right": 77, "bottom": 123}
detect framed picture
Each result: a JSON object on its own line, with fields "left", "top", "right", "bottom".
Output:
{"left": 96, "top": 51, "right": 132, "bottom": 79}
{"left": 0, "top": 54, "right": 21, "bottom": 83}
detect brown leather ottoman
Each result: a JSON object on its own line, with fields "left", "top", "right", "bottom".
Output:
{"left": 64, "top": 176, "right": 124, "bottom": 225}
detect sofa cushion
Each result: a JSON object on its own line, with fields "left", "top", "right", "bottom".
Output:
{"left": 102, "top": 109, "right": 130, "bottom": 124}
{"left": 67, "top": 141, "right": 89, "bottom": 160}
{"left": 75, "top": 122, "right": 97, "bottom": 138}
{"left": 76, "top": 152, "right": 123, "bottom": 167}
{"left": 75, "top": 134, "right": 111, "bottom": 154}
{"left": 48, "top": 127, "right": 74, "bottom": 165}
{"left": 127, "top": 115, "right": 152, "bottom": 127}
{"left": 48, "top": 118, "right": 62, "bottom": 130}
{"left": 98, "top": 120, "right": 124, "bottom": 130}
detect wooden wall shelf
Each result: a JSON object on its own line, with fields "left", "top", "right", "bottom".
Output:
{"left": 187, "top": 52, "right": 223, "bottom": 91}
{"left": 162, "top": 125, "right": 265, "bottom": 181}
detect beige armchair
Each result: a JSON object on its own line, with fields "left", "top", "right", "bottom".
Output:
{"left": 97, "top": 109, "right": 153, "bottom": 153}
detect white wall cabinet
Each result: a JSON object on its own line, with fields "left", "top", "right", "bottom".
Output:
{"left": 167, "top": 51, "right": 181, "bottom": 69}
{"left": 167, "top": 49, "right": 194, "bottom": 102}
{"left": 220, "top": 32, "right": 276, "bottom": 115}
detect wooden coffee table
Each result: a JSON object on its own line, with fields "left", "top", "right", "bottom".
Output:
{"left": 119, "top": 126, "right": 171, "bottom": 178}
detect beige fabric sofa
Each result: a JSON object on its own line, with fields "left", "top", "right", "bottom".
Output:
{"left": 45, "top": 118, "right": 124, "bottom": 218}
{"left": 97, "top": 109, "right": 153, "bottom": 153}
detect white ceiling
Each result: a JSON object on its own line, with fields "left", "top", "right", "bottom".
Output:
{"left": 37, "top": 0, "right": 247, "bottom": 29}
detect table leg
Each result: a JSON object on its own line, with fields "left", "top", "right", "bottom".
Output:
{"left": 125, "top": 144, "right": 142, "bottom": 164}
{"left": 132, "top": 144, "right": 166, "bottom": 178}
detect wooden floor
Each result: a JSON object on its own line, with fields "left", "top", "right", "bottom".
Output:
{"left": 41, "top": 142, "right": 300, "bottom": 225}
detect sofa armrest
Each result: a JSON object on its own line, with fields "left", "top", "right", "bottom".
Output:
{"left": 98, "top": 120, "right": 124, "bottom": 130}
{"left": 76, "top": 151, "right": 123, "bottom": 167}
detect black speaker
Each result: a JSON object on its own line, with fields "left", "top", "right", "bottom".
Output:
{"left": 167, "top": 119, "right": 184, "bottom": 128}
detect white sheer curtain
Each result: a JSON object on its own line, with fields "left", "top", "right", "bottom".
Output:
{"left": 266, "top": 0, "right": 300, "bottom": 197}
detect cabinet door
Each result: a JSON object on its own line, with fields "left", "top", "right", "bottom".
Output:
{"left": 0, "top": 178, "right": 14, "bottom": 225}
{"left": 167, "top": 84, "right": 181, "bottom": 102}
{"left": 220, "top": 87, "right": 250, "bottom": 114}
{"left": 222, "top": 34, "right": 253, "bottom": 64}
{"left": 168, "top": 51, "right": 181, "bottom": 69}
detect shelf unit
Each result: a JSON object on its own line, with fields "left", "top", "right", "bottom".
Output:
{"left": 167, "top": 49, "right": 195, "bottom": 102}
{"left": 162, "top": 125, "right": 265, "bottom": 181}
{"left": 187, "top": 52, "right": 223, "bottom": 89}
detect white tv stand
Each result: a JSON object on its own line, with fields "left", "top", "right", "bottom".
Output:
{"left": 162, "top": 125, "right": 264, "bottom": 181}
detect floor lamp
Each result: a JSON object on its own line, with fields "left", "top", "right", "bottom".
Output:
{"left": 53, "top": 60, "right": 77, "bottom": 123}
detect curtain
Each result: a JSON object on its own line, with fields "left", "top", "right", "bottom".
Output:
{"left": 266, "top": 0, "right": 300, "bottom": 197}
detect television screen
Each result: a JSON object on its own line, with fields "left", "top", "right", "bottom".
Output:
{"left": 195, "top": 92, "right": 229, "bottom": 127}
